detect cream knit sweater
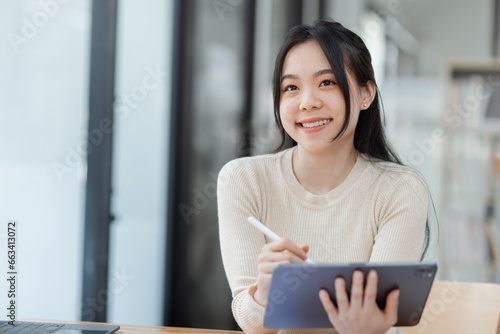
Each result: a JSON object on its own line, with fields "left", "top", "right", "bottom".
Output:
{"left": 217, "top": 147, "right": 428, "bottom": 334}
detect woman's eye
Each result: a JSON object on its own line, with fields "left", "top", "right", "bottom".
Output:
{"left": 283, "top": 85, "right": 298, "bottom": 92}
{"left": 320, "top": 80, "right": 336, "bottom": 87}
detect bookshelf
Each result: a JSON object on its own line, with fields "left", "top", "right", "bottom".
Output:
{"left": 440, "top": 61, "right": 500, "bottom": 282}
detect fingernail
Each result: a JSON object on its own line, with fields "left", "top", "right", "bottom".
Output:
{"left": 393, "top": 290, "right": 400, "bottom": 299}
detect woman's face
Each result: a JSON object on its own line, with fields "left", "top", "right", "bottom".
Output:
{"left": 279, "top": 40, "right": 368, "bottom": 154}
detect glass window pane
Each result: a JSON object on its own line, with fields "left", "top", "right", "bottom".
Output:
{"left": 0, "top": 0, "right": 91, "bottom": 320}
{"left": 108, "top": 0, "right": 173, "bottom": 326}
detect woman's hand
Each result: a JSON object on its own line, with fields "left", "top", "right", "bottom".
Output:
{"left": 319, "top": 270, "right": 399, "bottom": 334}
{"left": 253, "top": 238, "right": 309, "bottom": 306}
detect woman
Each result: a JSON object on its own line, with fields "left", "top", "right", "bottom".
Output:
{"left": 217, "top": 19, "right": 429, "bottom": 334}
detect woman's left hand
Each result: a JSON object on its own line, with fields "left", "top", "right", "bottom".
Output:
{"left": 318, "top": 270, "right": 399, "bottom": 334}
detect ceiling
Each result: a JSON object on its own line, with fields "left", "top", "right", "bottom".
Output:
{"left": 367, "top": 0, "right": 494, "bottom": 75}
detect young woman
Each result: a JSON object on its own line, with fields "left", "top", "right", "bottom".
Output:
{"left": 217, "top": 19, "right": 429, "bottom": 334}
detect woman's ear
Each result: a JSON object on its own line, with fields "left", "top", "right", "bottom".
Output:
{"left": 361, "top": 80, "right": 376, "bottom": 110}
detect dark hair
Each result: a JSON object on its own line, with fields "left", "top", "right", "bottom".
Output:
{"left": 273, "top": 19, "right": 401, "bottom": 164}
{"left": 272, "top": 19, "right": 433, "bottom": 259}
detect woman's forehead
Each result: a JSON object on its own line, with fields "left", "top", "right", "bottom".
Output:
{"left": 282, "top": 40, "right": 331, "bottom": 76}
{"left": 281, "top": 40, "right": 359, "bottom": 86}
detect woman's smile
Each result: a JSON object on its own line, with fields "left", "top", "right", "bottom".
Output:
{"left": 297, "top": 117, "right": 333, "bottom": 132}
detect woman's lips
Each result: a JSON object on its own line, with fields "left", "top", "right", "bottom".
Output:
{"left": 297, "top": 118, "right": 333, "bottom": 132}
{"left": 299, "top": 118, "right": 332, "bottom": 128}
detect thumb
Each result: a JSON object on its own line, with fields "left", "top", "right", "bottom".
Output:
{"left": 384, "top": 289, "right": 400, "bottom": 326}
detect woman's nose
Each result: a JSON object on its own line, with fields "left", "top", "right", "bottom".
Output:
{"left": 298, "top": 89, "right": 322, "bottom": 111}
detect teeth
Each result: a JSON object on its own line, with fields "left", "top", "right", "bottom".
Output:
{"left": 301, "top": 119, "right": 331, "bottom": 128}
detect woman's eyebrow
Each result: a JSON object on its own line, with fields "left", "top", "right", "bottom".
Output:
{"left": 281, "top": 69, "right": 334, "bottom": 82}
{"left": 281, "top": 73, "right": 298, "bottom": 81}
{"left": 313, "top": 69, "right": 334, "bottom": 77}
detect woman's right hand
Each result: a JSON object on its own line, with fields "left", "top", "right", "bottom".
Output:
{"left": 253, "top": 238, "right": 309, "bottom": 306}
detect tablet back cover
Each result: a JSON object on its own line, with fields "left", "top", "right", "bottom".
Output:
{"left": 263, "top": 262, "right": 437, "bottom": 329}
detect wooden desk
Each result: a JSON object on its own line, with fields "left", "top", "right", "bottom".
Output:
{"left": 24, "top": 319, "right": 243, "bottom": 334}
{"left": 401, "top": 281, "right": 500, "bottom": 334}
{"left": 116, "top": 324, "right": 242, "bottom": 334}
{"left": 116, "top": 324, "right": 242, "bottom": 333}
{"left": 29, "top": 281, "right": 500, "bottom": 334}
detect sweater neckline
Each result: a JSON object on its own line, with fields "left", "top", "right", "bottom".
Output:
{"left": 279, "top": 147, "right": 369, "bottom": 207}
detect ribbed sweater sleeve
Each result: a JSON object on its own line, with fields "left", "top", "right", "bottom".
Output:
{"left": 217, "top": 159, "right": 278, "bottom": 334}
{"left": 370, "top": 166, "right": 429, "bottom": 262}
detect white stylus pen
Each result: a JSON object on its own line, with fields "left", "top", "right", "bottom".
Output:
{"left": 247, "top": 216, "right": 314, "bottom": 264}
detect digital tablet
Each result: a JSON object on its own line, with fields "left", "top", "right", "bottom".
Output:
{"left": 264, "top": 262, "right": 437, "bottom": 329}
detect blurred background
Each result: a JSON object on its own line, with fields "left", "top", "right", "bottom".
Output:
{"left": 2, "top": 0, "right": 500, "bottom": 331}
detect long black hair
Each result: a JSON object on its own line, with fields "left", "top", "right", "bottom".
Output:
{"left": 273, "top": 19, "right": 401, "bottom": 164}
{"left": 272, "top": 19, "right": 434, "bottom": 259}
